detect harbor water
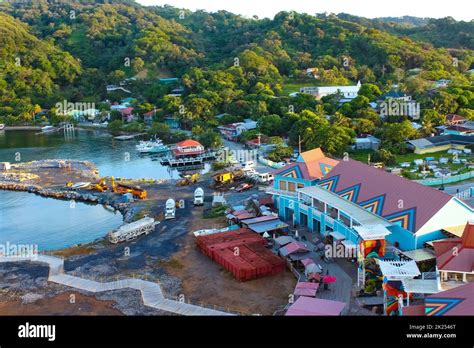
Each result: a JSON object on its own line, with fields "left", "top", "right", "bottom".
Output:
{"left": 0, "top": 129, "right": 208, "bottom": 250}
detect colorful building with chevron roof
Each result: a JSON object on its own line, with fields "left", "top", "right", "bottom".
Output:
{"left": 268, "top": 155, "right": 474, "bottom": 251}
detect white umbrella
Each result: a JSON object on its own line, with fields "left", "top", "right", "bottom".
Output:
{"left": 263, "top": 232, "right": 270, "bottom": 238}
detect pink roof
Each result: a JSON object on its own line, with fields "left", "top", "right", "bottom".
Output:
{"left": 433, "top": 222, "right": 474, "bottom": 273}
{"left": 286, "top": 296, "right": 346, "bottom": 316}
{"left": 402, "top": 304, "right": 426, "bottom": 316}
{"left": 143, "top": 110, "right": 155, "bottom": 117}
{"left": 282, "top": 241, "right": 309, "bottom": 255}
{"left": 319, "top": 159, "right": 453, "bottom": 232}
{"left": 119, "top": 107, "right": 133, "bottom": 115}
{"left": 301, "top": 258, "right": 315, "bottom": 266}
{"left": 295, "top": 281, "right": 319, "bottom": 290}
{"left": 233, "top": 212, "right": 255, "bottom": 220}
{"left": 426, "top": 283, "right": 474, "bottom": 316}
{"left": 294, "top": 287, "right": 318, "bottom": 297}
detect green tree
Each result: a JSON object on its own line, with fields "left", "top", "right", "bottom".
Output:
{"left": 258, "top": 114, "right": 282, "bottom": 136}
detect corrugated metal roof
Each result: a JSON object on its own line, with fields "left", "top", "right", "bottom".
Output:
{"left": 248, "top": 220, "right": 289, "bottom": 234}
{"left": 400, "top": 248, "right": 436, "bottom": 262}
{"left": 317, "top": 159, "right": 453, "bottom": 233}
{"left": 299, "top": 185, "right": 391, "bottom": 227}
{"left": 241, "top": 215, "right": 279, "bottom": 225}
{"left": 401, "top": 279, "right": 439, "bottom": 294}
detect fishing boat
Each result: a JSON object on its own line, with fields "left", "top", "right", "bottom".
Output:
{"left": 0, "top": 124, "right": 5, "bottom": 131}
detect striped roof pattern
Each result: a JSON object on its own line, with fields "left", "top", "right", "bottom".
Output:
{"left": 318, "top": 159, "right": 453, "bottom": 233}
{"left": 273, "top": 148, "right": 339, "bottom": 180}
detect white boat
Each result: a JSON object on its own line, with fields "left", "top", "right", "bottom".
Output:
{"left": 0, "top": 124, "right": 5, "bottom": 131}
{"left": 71, "top": 182, "right": 91, "bottom": 190}
{"left": 41, "top": 125, "right": 57, "bottom": 133}
{"left": 114, "top": 135, "right": 135, "bottom": 140}
{"left": 136, "top": 139, "right": 169, "bottom": 153}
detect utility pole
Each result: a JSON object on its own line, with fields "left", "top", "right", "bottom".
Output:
{"left": 298, "top": 135, "right": 302, "bottom": 155}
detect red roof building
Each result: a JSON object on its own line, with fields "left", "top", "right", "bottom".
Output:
{"left": 446, "top": 114, "right": 466, "bottom": 126}
{"left": 173, "top": 139, "right": 205, "bottom": 157}
{"left": 433, "top": 221, "right": 474, "bottom": 278}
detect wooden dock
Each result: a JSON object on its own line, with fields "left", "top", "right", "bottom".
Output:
{"left": 0, "top": 255, "right": 232, "bottom": 316}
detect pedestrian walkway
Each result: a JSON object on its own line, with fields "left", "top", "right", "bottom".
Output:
{"left": 316, "top": 261, "right": 353, "bottom": 314}
{"left": 0, "top": 255, "right": 232, "bottom": 316}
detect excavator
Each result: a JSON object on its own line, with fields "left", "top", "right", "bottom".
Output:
{"left": 177, "top": 173, "right": 199, "bottom": 187}
{"left": 93, "top": 178, "right": 109, "bottom": 192}
{"left": 111, "top": 176, "right": 147, "bottom": 199}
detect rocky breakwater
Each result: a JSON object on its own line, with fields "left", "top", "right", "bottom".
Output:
{"left": 0, "top": 159, "right": 135, "bottom": 222}
{"left": 0, "top": 181, "right": 134, "bottom": 222}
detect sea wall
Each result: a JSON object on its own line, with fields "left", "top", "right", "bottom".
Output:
{"left": 0, "top": 182, "right": 133, "bottom": 222}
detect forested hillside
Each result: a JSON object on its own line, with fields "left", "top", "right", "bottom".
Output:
{"left": 0, "top": 0, "right": 473, "bottom": 156}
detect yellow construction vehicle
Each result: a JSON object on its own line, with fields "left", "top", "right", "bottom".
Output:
{"left": 177, "top": 173, "right": 200, "bottom": 187}
{"left": 212, "top": 170, "right": 244, "bottom": 189}
{"left": 93, "top": 178, "right": 108, "bottom": 192}
{"left": 111, "top": 176, "right": 147, "bottom": 199}
{"left": 213, "top": 172, "right": 234, "bottom": 185}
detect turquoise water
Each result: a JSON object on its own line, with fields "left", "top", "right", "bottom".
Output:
{"left": 0, "top": 129, "right": 199, "bottom": 180}
{"left": 0, "top": 190, "right": 123, "bottom": 251}
{"left": 0, "top": 129, "right": 206, "bottom": 250}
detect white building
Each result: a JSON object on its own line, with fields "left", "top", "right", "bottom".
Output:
{"left": 300, "top": 81, "right": 361, "bottom": 100}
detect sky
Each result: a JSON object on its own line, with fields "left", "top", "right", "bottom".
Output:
{"left": 137, "top": 0, "right": 473, "bottom": 21}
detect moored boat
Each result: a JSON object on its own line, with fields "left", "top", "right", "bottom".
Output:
{"left": 41, "top": 125, "right": 57, "bottom": 133}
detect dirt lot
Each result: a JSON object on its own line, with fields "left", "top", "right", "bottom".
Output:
{"left": 1, "top": 163, "right": 295, "bottom": 316}
{"left": 161, "top": 207, "right": 297, "bottom": 316}
{"left": 0, "top": 291, "right": 123, "bottom": 316}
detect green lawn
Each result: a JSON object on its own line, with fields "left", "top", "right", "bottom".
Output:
{"left": 349, "top": 149, "right": 470, "bottom": 172}
{"left": 280, "top": 78, "right": 319, "bottom": 96}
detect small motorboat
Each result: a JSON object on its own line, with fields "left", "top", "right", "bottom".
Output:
{"left": 41, "top": 125, "right": 57, "bottom": 133}
{"left": 0, "top": 124, "right": 5, "bottom": 131}
{"left": 70, "top": 182, "right": 91, "bottom": 190}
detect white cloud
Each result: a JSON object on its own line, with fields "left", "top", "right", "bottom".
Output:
{"left": 137, "top": 0, "right": 473, "bottom": 21}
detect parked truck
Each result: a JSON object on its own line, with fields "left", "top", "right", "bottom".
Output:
{"left": 165, "top": 198, "right": 176, "bottom": 219}
{"left": 194, "top": 187, "right": 204, "bottom": 206}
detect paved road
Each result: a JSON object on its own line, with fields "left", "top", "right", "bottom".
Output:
{"left": 442, "top": 180, "right": 473, "bottom": 195}
{"left": 222, "top": 139, "right": 273, "bottom": 173}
